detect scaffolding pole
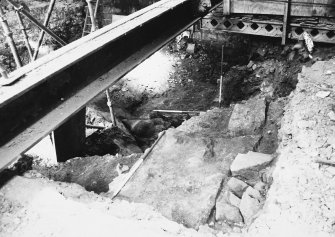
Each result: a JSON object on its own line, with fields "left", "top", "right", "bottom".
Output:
{"left": 0, "top": 6, "right": 22, "bottom": 68}
{"left": 85, "top": 0, "right": 116, "bottom": 127}
{"left": 5, "top": 0, "right": 66, "bottom": 46}
{"left": 15, "top": 9, "right": 33, "bottom": 60}
{"left": 86, "top": 0, "right": 97, "bottom": 32}
{"left": 32, "top": 0, "right": 57, "bottom": 60}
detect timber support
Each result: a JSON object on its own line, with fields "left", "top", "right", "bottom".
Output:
{"left": 54, "top": 108, "right": 86, "bottom": 162}
{"left": 198, "top": 0, "right": 335, "bottom": 44}
{"left": 0, "top": 0, "right": 221, "bottom": 171}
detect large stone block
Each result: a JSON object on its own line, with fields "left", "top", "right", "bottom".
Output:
{"left": 119, "top": 129, "right": 260, "bottom": 229}
{"left": 228, "top": 98, "right": 266, "bottom": 136}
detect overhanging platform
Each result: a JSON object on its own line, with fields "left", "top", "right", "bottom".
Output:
{"left": 0, "top": 0, "right": 220, "bottom": 170}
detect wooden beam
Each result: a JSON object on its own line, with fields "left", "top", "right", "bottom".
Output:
{"left": 0, "top": 0, "right": 220, "bottom": 171}
{"left": 54, "top": 108, "right": 86, "bottom": 162}
{"left": 230, "top": 0, "right": 335, "bottom": 17}
{"left": 223, "top": 0, "right": 231, "bottom": 15}
{"left": 282, "top": 0, "right": 290, "bottom": 45}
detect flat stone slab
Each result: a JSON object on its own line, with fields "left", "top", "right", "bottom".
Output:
{"left": 118, "top": 129, "right": 260, "bottom": 229}
{"left": 228, "top": 98, "right": 266, "bottom": 136}
{"left": 231, "top": 151, "right": 274, "bottom": 181}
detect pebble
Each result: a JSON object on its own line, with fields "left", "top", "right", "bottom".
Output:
{"left": 328, "top": 111, "right": 335, "bottom": 121}
{"left": 247, "top": 61, "right": 254, "bottom": 68}
{"left": 316, "top": 91, "right": 330, "bottom": 98}
{"left": 292, "top": 42, "right": 303, "bottom": 50}
{"left": 288, "top": 51, "right": 296, "bottom": 61}
{"left": 325, "top": 70, "right": 333, "bottom": 75}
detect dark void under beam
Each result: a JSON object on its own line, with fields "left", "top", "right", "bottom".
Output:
{"left": 0, "top": 0, "right": 221, "bottom": 170}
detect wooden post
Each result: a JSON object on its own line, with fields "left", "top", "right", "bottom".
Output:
{"left": 223, "top": 0, "right": 230, "bottom": 15}
{"left": 105, "top": 89, "right": 117, "bottom": 127}
{"left": 282, "top": 0, "right": 290, "bottom": 45}
{"left": 84, "top": 0, "right": 116, "bottom": 128}
{"left": 53, "top": 108, "right": 86, "bottom": 162}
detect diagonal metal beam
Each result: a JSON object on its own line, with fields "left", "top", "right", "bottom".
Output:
{"left": 0, "top": 0, "right": 221, "bottom": 170}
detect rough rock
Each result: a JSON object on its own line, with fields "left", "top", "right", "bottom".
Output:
{"left": 227, "top": 191, "right": 242, "bottom": 208}
{"left": 247, "top": 60, "right": 254, "bottom": 69}
{"left": 123, "top": 119, "right": 156, "bottom": 138}
{"left": 118, "top": 129, "right": 260, "bottom": 229}
{"left": 84, "top": 126, "right": 143, "bottom": 156}
{"left": 316, "top": 91, "right": 330, "bottom": 98}
{"left": 253, "top": 181, "right": 268, "bottom": 195}
{"left": 216, "top": 188, "right": 242, "bottom": 209}
{"left": 328, "top": 111, "right": 335, "bottom": 121}
{"left": 239, "top": 187, "right": 264, "bottom": 224}
{"left": 176, "top": 107, "right": 233, "bottom": 137}
{"left": 215, "top": 199, "right": 243, "bottom": 224}
{"left": 228, "top": 98, "right": 266, "bottom": 136}
{"left": 230, "top": 151, "right": 274, "bottom": 181}
{"left": 257, "top": 48, "right": 268, "bottom": 57}
{"left": 186, "top": 43, "right": 195, "bottom": 54}
{"left": 227, "top": 177, "right": 249, "bottom": 198}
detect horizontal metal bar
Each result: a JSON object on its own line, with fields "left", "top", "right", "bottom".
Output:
{"left": 153, "top": 109, "right": 202, "bottom": 114}
{"left": 0, "top": 0, "right": 221, "bottom": 170}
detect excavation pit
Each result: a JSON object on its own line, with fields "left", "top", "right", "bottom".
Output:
{"left": 2, "top": 33, "right": 335, "bottom": 236}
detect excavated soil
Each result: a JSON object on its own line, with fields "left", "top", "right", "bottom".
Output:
{"left": 2, "top": 35, "right": 335, "bottom": 236}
